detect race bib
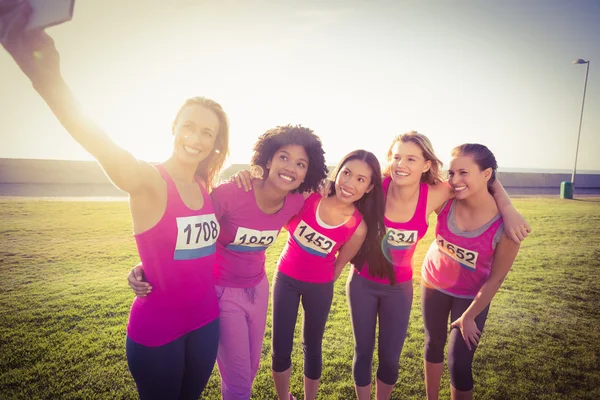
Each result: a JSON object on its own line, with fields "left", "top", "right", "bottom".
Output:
{"left": 174, "top": 214, "right": 219, "bottom": 260}
{"left": 226, "top": 227, "right": 279, "bottom": 252}
{"left": 385, "top": 228, "right": 418, "bottom": 250}
{"left": 436, "top": 234, "right": 478, "bottom": 271}
{"left": 293, "top": 220, "right": 336, "bottom": 258}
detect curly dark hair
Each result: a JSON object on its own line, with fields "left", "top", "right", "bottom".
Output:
{"left": 250, "top": 125, "right": 328, "bottom": 194}
{"left": 327, "top": 150, "right": 395, "bottom": 284}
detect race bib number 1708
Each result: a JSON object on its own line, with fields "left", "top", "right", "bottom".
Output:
{"left": 174, "top": 214, "right": 219, "bottom": 260}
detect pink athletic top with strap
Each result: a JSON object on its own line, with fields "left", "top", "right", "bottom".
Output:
{"left": 422, "top": 199, "right": 504, "bottom": 299}
{"left": 359, "top": 178, "right": 429, "bottom": 284}
{"left": 278, "top": 193, "right": 363, "bottom": 283}
{"left": 127, "top": 164, "right": 220, "bottom": 347}
{"left": 210, "top": 181, "right": 305, "bottom": 288}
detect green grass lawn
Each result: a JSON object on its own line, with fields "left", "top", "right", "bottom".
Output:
{"left": 1, "top": 198, "right": 599, "bottom": 399}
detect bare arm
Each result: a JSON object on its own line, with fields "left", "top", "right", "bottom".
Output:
{"left": 334, "top": 220, "right": 367, "bottom": 280}
{"left": 490, "top": 180, "right": 531, "bottom": 243}
{"left": 1, "top": 11, "right": 159, "bottom": 194}
{"left": 426, "top": 180, "right": 454, "bottom": 216}
{"left": 450, "top": 233, "right": 520, "bottom": 349}
{"left": 427, "top": 179, "right": 531, "bottom": 244}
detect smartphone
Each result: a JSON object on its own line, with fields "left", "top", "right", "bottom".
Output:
{"left": 26, "top": 0, "right": 75, "bottom": 31}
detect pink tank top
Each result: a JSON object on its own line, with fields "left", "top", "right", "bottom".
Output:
{"left": 359, "top": 178, "right": 429, "bottom": 284}
{"left": 127, "top": 165, "right": 220, "bottom": 347}
{"left": 278, "top": 193, "right": 363, "bottom": 283}
{"left": 421, "top": 199, "right": 504, "bottom": 298}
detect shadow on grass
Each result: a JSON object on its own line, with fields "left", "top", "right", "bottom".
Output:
{"left": 573, "top": 198, "right": 600, "bottom": 203}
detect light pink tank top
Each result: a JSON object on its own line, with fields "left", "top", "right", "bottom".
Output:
{"left": 422, "top": 199, "right": 504, "bottom": 298}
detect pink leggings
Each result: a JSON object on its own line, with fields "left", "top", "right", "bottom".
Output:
{"left": 215, "top": 275, "right": 269, "bottom": 400}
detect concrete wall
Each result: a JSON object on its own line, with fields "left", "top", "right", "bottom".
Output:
{"left": 1, "top": 158, "right": 599, "bottom": 190}
{"left": 496, "top": 171, "right": 600, "bottom": 188}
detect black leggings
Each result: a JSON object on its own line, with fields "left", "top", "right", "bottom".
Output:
{"left": 346, "top": 272, "right": 413, "bottom": 387}
{"left": 271, "top": 270, "right": 334, "bottom": 380}
{"left": 422, "top": 285, "right": 489, "bottom": 392}
{"left": 126, "top": 318, "right": 219, "bottom": 400}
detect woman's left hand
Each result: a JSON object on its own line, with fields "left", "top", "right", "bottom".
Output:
{"left": 502, "top": 207, "right": 531, "bottom": 244}
{"left": 0, "top": 1, "right": 62, "bottom": 86}
{"left": 451, "top": 315, "right": 481, "bottom": 351}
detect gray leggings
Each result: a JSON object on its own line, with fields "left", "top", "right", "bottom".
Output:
{"left": 422, "top": 285, "right": 490, "bottom": 392}
{"left": 346, "top": 272, "right": 413, "bottom": 387}
{"left": 271, "top": 270, "right": 334, "bottom": 380}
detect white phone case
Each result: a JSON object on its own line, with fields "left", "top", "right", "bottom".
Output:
{"left": 26, "top": 0, "right": 74, "bottom": 31}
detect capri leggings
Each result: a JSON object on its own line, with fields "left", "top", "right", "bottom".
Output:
{"left": 271, "top": 270, "right": 334, "bottom": 380}
{"left": 126, "top": 318, "right": 219, "bottom": 400}
{"left": 346, "top": 272, "right": 413, "bottom": 387}
{"left": 422, "top": 285, "right": 490, "bottom": 391}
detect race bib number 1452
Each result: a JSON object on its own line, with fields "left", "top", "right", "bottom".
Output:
{"left": 293, "top": 221, "right": 336, "bottom": 258}
{"left": 174, "top": 214, "right": 219, "bottom": 260}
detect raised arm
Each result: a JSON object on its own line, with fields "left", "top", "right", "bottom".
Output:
{"left": 1, "top": 7, "right": 159, "bottom": 194}
{"left": 334, "top": 220, "right": 367, "bottom": 280}
{"left": 450, "top": 234, "right": 520, "bottom": 350}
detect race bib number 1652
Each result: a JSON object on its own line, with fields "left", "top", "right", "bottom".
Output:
{"left": 174, "top": 214, "right": 219, "bottom": 260}
{"left": 436, "top": 234, "right": 478, "bottom": 271}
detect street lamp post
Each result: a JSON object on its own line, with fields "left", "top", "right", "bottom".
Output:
{"left": 571, "top": 58, "right": 590, "bottom": 189}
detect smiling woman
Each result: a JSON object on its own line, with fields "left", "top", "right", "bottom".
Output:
{"left": 0, "top": 3, "right": 231, "bottom": 399}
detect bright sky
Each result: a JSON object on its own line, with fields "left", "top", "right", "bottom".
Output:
{"left": 1, "top": 0, "right": 599, "bottom": 172}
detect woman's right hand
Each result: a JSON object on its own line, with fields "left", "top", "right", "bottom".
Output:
{"left": 232, "top": 169, "right": 256, "bottom": 192}
{"left": 0, "top": 1, "right": 61, "bottom": 86}
{"left": 128, "top": 265, "right": 152, "bottom": 297}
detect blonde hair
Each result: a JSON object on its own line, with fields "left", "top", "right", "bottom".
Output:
{"left": 172, "top": 97, "right": 230, "bottom": 191}
{"left": 383, "top": 130, "right": 443, "bottom": 185}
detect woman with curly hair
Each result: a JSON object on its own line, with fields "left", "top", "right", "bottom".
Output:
{"left": 129, "top": 125, "right": 329, "bottom": 399}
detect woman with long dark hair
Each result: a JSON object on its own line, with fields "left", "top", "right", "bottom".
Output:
{"left": 270, "top": 150, "right": 390, "bottom": 400}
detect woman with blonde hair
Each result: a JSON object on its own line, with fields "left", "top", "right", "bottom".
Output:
{"left": 1, "top": 6, "right": 229, "bottom": 398}
{"left": 346, "top": 131, "right": 529, "bottom": 399}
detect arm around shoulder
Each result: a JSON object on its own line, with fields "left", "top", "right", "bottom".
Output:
{"left": 427, "top": 180, "right": 454, "bottom": 216}
{"left": 491, "top": 180, "right": 531, "bottom": 244}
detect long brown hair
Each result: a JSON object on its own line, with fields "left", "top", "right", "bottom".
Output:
{"left": 172, "top": 97, "right": 230, "bottom": 191}
{"left": 328, "top": 150, "right": 395, "bottom": 284}
{"left": 383, "top": 131, "right": 443, "bottom": 185}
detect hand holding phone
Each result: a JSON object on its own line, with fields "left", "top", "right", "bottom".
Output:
{"left": 26, "top": 0, "right": 74, "bottom": 31}
{"left": 0, "top": 0, "right": 63, "bottom": 87}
